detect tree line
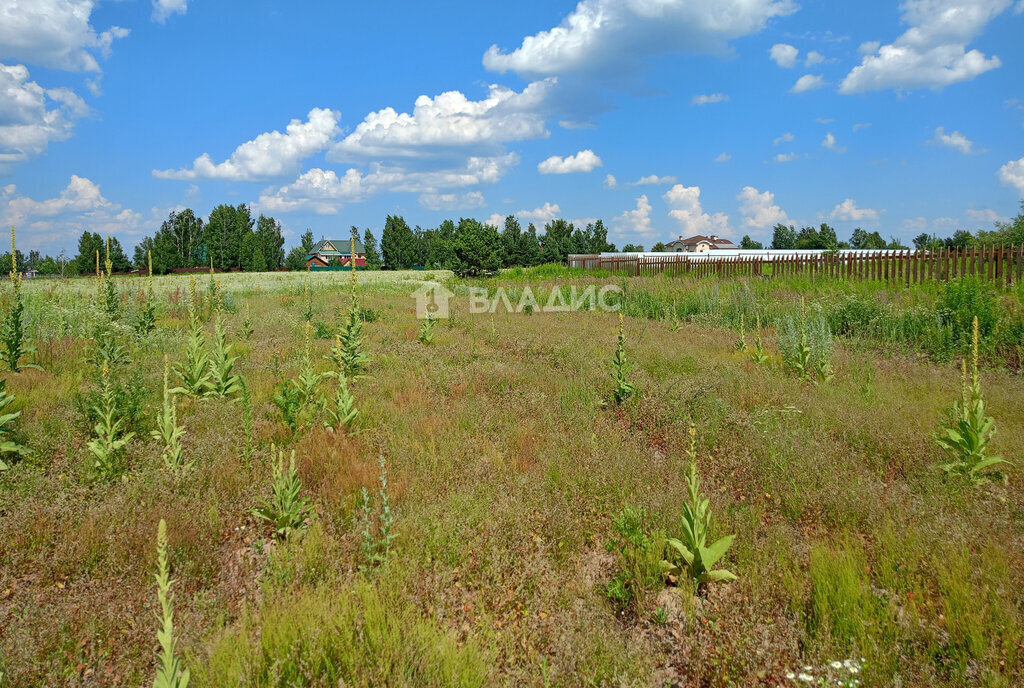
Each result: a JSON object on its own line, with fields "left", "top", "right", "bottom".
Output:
{"left": 8, "top": 202, "right": 1022, "bottom": 277}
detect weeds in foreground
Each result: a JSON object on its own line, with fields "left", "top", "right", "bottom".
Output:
{"left": 240, "top": 303, "right": 254, "bottom": 340}
{"left": 779, "top": 298, "right": 834, "bottom": 383}
{"left": 135, "top": 251, "right": 156, "bottom": 336}
{"left": 152, "top": 356, "right": 190, "bottom": 474}
{"left": 239, "top": 379, "right": 254, "bottom": 466}
{"left": 749, "top": 313, "right": 770, "bottom": 365}
{"left": 323, "top": 375, "right": 358, "bottom": 432}
{"left": 88, "top": 362, "right": 135, "bottom": 479}
{"left": 271, "top": 382, "right": 303, "bottom": 432}
{"left": 417, "top": 315, "right": 437, "bottom": 344}
{"left": 206, "top": 316, "right": 243, "bottom": 399}
{"left": 360, "top": 455, "right": 396, "bottom": 570}
{"left": 665, "top": 426, "right": 737, "bottom": 588}
{"left": 253, "top": 447, "right": 314, "bottom": 539}
{"left": 329, "top": 297, "right": 372, "bottom": 380}
{"left": 0, "top": 379, "right": 30, "bottom": 471}
{"left": 1, "top": 227, "right": 40, "bottom": 372}
{"left": 171, "top": 303, "right": 213, "bottom": 398}
{"left": 152, "top": 519, "right": 190, "bottom": 688}
{"left": 604, "top": 504, "right": 669, "bottom": 613}
{"left": 610, "top": 312, "right": 637, "bottom": 404}
{"left": 936, "top": 316, "right": 1011, "bottom": 485}
{"left": 734, "top": 312, "right": 747, "bottom": 351}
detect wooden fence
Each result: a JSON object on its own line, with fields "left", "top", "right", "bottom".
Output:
{"left": 568, "top": 245, "right": 1024, "bottom": 288}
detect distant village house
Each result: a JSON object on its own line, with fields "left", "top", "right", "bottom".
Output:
{"left": 305, "top": 238, "right": 367, "bottom": 268}
{"left": 665, "top": 234, "right": 738, "bottom": 253}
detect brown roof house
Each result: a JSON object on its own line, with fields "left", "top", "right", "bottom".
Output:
{"left": 664, "top": 234, "right": 737, "bottom": 253}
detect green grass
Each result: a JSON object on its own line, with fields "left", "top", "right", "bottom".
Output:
{"left": 0, "top": 268, "right": 1022, "bottom": 686}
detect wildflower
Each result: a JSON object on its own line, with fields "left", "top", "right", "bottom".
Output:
{"left": 798, "top": 673, "right": 813, "bottom": 682}
{"left": 831, "top": 661, "right": 842, "bottom": 670}
{"left": 786, "top": 672, "right": 795, "bottom": 680}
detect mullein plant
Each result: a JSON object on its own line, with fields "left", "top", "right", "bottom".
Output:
{"left": 135, "top": 251, "right": 157, "bottom": 335}
{"left": 360, "top": 455, "right": 396, "bottom": 570}
{"left": 323, "top": 374, "right": 358, "bottom": 432}
{"left": 734, "top": 312, "right": 747, "bottom": 352}
{"left": 253, "top": 446, "right": 314, "bottom": 539}
{"left": 152, "top": 356, "right": 190, "bottom": 473}
{"left": 0, "top": 379, "right": 30, "bottom": 472}
{"left": 935, "top": 316, "right": 1012, "bottom": 485}
{"left": 749, "top": 313, "right": 770, "bottom": 365}
{"left": 610, "top": 313, "right": 637, "bottom": 404}
{"left": 240, "top": 303, "right": 254, "bottom": 340}
{"left": 665, "top": 425, "right": 737, "bottom": 589}
{"left": 417, "top": 315, "right": 436, "bottom": 344}
{"left": 206, "top": 315, "right": 243, "bottom": 399}
{"left": 101, "top": 235, "right": 119, "bottom": 317}
{"left": 1, "top": 227, "right": 40, "bottom": 372}
{"left": 331, "top": 299, "right": 372, "bottom": 380}
{"left": 171, "top": 278, "right": 213, "bottom": 398}
{"left": 152, "top": 519, "right": 190, "bottom": 688}
{"left": 88, "top": 361, "right": 135, "bottom": 478}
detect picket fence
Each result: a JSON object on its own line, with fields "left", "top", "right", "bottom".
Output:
{"left": 568, "top": 245, "right": 1024, "bottom": 288}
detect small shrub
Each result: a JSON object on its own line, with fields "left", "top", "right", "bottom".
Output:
{"left": 935, "top": 316, "right": 1011, "bottom": 485}
{"left": 936, "top": 277, "right": 996, "bottom": 354}
{"left": 417, "top": 315, "right": 436, "bottom": 344}
{"left": 604, "top": 504, "right": 668, "bottom": 612}
{"left": 153, "top": 519, "right": 190, "bottom": 688}
{"left": 152, "top": 356, "right": 190, "bottom": 473}
{"left": 665, "top": 426, "right": 737, "bottom": 588}
{"left": 610, "top": 313, "right": 637, "bottom": 404}
{"left": 253, "top": 447, "right": 314, "bottom": 539}
{"left": 88, "top": 362, "right": 135, "bottom": 479}
{"left": 0, "top": 379, "right": 30, "bottom": 471}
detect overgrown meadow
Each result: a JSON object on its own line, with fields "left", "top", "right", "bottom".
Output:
{"left": 1, "top": 263, "right": 1023, "bottom": 687}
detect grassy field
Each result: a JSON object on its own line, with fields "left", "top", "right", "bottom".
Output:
{"left": 1, "top": 267, "right": 1022, "bottom": 687}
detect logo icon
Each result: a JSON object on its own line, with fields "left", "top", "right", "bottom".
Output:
{"left": 411, "top": 282, "right": 455, "bottom": 319}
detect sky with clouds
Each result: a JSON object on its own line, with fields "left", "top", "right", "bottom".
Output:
{"left": 1, "top": 0, "right": 1023, "bottom": 254}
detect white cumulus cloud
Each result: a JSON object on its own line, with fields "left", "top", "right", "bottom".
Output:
{"left": 0, "top": 63, "right": 88, "bottom": 167}
{"left": 839, "top": 0, "right": 1013, "bottom": 93}
{"left": 603, "top": 174, "right": 618, "bottom": 189}
{"left": 418, "top": 191, "right": 486, "bottom": 211}
{"left": 773, "top": 132, "right": 794, "bottom": 145}
{"left": 774, "top": 152, "right": 798, "bottom": 162}
{"left": 931, "top": 126, "right": 975, "bottom": 154}
{"left": 691, "top": 93, "right": 729, "bottom": 106}
{"left": 153, "top": 0, "right": 188, "bottom": 23}
{"left": 629, "top": 174, "right": 677, "bottom": 186}
{"left": 663, "top": 184, "right": 729, "bottom": 236}
{"left": 714, "top": 152, "right": 731, "bottom": 162}
{"left": 330, "top": 81, "right": 553, "bottom": 160}
{"left": 482, "top": 0, "right": 798, "bottom": 78}
{"left": 0, "top": 0, "right": 129, "bottom": 73}
{"left": 805, "top": 50, "right": 825, "bottom": 67}
{"left": 830, "top": 198, "right": 880, "bottom": 221}
{"left": 769, "top": 43, "right": 799, "bottom": 67}
{"left": 790, "top": 74, "right": 826, "bottom": 93}
{"left": 537, "top": 149, "right": 602, "bottom": 174}
{"left": 737, "top": 186, "right": 790, "bottom": 229}
{"left": 999, "top": 156, "right": 1024, "bottom": 196}
{"left": 614, "top": 194, "right": 654, "bottom": 238}
{"left": 154, "top": 108, "right": 341, "bottom": 180}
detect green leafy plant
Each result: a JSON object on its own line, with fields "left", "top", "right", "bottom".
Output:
{"left": 100, "top": 236, "right": 120, "bottom": 318}
{"left": 240, "top": 303, "right": 254, "bottom": 340}
{"left": 171, "top": 306, "right": 213, "bottom": 398}
{"left": 323, "top": 375, "right": 358, "bottom": 432}
{"left": 604, "top": 504, "right": 669, "bottom": 612}
{"left": 665, "top": 425, "right": 737, "bottom": 588}
{"left": 328, "top": 297, "right": 372, "bottom": 380}
{"left": 666, "top": 299, "right": 681, "bottom": 332}
{"left": 253, "top": 446, "right": 314, "bottom": 539}
{"left": 779, "top": 298, "right": 834, "bottom": 383}
{"left": 152, "top": 356, "right": 190, "bottom": 473}
{"left": 749, "top": 313, "right": 770, "bottom": 365}
{"left": 734, "top": 312, "right": 747, "bottom": 351}
{"left": 207, "top": 315, "right": 242, "bottom": 398}
{"left": 271, "top": 382, "right": 302, "bottom": 432}
{"left": 152, "top": 519, "right": 190, "bottom": 688}
{"left": 136, "top": 252, "right": 157, "bottom": 335}
{"left": 1, "top": 227, "right": 41, "bottom": 372}
{"left": 935, "top": 316, "right": 1012, "bottom": 485}
{"left": 360, "top": 455, "right": 397, "bottom": 570}
{"left": 610, "top": 312, "right": 637, "bottom": 404}
{"left": 88, "top": 361, "right": 135, "bottom": 479}
{"left": 0, "top": 379, "right": 30, "bottom": 471}
{"left": 417, "top": 315, "right": 437, "bottom": 344}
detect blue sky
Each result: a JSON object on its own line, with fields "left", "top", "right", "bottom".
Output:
{"left": 2, "top": 0, "right": 1023, "bottom": 255}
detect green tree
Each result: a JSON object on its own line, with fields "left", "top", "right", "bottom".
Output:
{"left": 451, "top": 218, "right": 505, "bottom": 277}
{"left": 651, "top": 242, "right": 668, "bottom": 252}
{"left": 849, "top": 228, "right": 887, "bottom": 249}
{"left": 255, "top": 214, "right": 285, "bottom": 268}
{"left": 794, "top": 226, "right": 824, "bottom": 249}
{"left": 363, "top": 229, "right": 382, "bottom": 270}
{"left": 74, "top": 231, "right": 104, "bottom": 274}
{"left": 300, "top": 229, "right": 315, "bottom": 253}
{"left": 517, "top": 223, "right": 542, "bottom": 266}
{"left": 425, "top": 220, "right": 456, "bottom": 269}
{"left": 206, "top": 204, "right": 254, "bottom": 269}
{"left": 621, "top": 244, "right": 644, "bottom": 252}
{"left": 380, "top": 215, "right": 418, "bottom": 269}
{"left": 770, "top": 223, "right": 797, "bottom": 249}
{"left": 501, "top": 215, "right": 522, "bottom": 267}
{"left": 541, "top": 219, "right": 573, "bottom": 263}
{"left": 284, "top": 246, "right": 307, "bottom": 271}
{"left": 739, "top": 235, "right": 764, "bottom": 249}
{"left": 590, "top": 219, "right": 615, "bottom": 253}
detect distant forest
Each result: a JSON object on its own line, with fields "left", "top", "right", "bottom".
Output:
{"left": 8, "top": 201, "right": 1023, "bottom": 279}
